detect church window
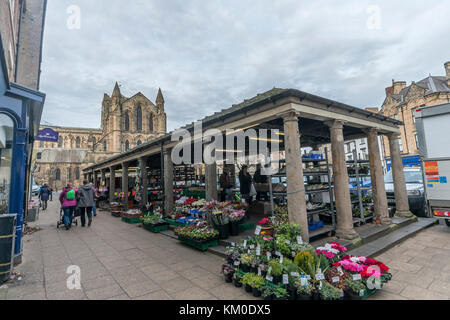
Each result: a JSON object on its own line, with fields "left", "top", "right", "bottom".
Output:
{"left": 76, "top": 136, "right": 81, "bottom": 148}
{"left": 137, "top": 140, "right": 142, "bottom": 146}
{"left": 55, "top": 168, "right": 61, "bottom": 181}
{"left": 92, "top": 137, "right": 96, "bottom": 151}
{"left": 125, "top": 113, "right": 130, "bottom": 131}
{"left": 75, "top": 167, "right": 80, "bottom": 180}
{"left": 137, "top": 105, "right": 142, "bottom": 132}
{"left": 125, "top": 140, "right": 130, "bottom": 151}
{"left": 39, "top": 140, "right": 44, "bottom": 147}
{"left": 58, "top": 136, "right": 62, "bottom": 148}
{"left": 149, "top": 114, "right": 153, "bottom": 132}
{"left": 104, "top": 141, "right": 107, "bottom": 151}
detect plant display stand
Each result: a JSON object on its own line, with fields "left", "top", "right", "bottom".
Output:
{"left": 143, "top": 223, "right": 169, "bottom": 233}
{"left": 121, "top": 217, "right": 141, "bottom": 224}
{"left": 164, "top": 218, "right": 184, "bottom": 227}
{"left": 177, "top": 236, "right": 218, "bottom": 251}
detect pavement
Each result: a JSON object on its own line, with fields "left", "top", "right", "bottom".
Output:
{"left": 0, "top": 196, "right": 449, "bottom": 300}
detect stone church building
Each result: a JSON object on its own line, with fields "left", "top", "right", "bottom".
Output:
{"left": 33, "top": 83, "right": 167, "bottom": 189}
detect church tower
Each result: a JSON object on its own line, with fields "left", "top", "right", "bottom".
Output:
{"left": 156, "top": 88, "right": 167, "bottom": 135}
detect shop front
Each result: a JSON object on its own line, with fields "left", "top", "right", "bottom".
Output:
{"left": 0, "top": 44, "right": 45, "bottom": 265}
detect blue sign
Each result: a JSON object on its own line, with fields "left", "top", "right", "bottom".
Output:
{"left": 36, "top": 128, "right": 59, "bottom": 142}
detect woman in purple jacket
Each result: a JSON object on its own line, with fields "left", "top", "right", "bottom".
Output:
{"left": 59, "top": 183, "right": 78, "bottom": 230}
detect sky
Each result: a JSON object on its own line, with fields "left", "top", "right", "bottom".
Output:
{"left": 39, "top": 0, "right": 450, "bottom": 132}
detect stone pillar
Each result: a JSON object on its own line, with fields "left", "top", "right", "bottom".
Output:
{"left": 326, "top": 120, "right": 359, "bottom": 240}
{"left": 109, "top": 166, "right": 115, "bottom": 203}
{"left": 205, "top": 162, "right": 218, "bottom": 202}
{"left": 366, "top": 128, "right": 392, "bottom": 225}
{"left": 283, "top": 112, "right": 309, "bottom": 241}
{"left": 164, "top": 149, "right": 174, "bottom": 214}
{"left": 388, "top": 133, "right": 414, "bottom": 218}
{"left": 122, "top": 162, "right": 129, "bottom": 208}
{"left": 139, "top": 157, "right": 148, "bottom": 207}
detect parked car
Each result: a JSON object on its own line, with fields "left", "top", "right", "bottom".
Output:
{"left": 32, "top": 184, "right": 40, "bottom": 196}
{"left": 384, "top": 167, "right": 427, "bottom": 217}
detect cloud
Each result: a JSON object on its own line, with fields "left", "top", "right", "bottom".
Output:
{"left": 39, "top": 0, "right": 450, "bottom": 131}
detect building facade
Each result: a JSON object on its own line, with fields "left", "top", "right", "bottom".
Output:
{"left": 33, "top": 83, "right": 167, "bottom": 190}
{"left": 0, "top": 0, "right": 47, "bottom": 263}
{"left": 379, "top": 61, "right": 450, "bottom": 163}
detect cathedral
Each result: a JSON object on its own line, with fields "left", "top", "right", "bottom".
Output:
{"left": 33, "top": 83, "right": 167, "bottom": 190}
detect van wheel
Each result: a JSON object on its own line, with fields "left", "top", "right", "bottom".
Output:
{"left": 445, "top": 219, "right": 450, "bottom": 227}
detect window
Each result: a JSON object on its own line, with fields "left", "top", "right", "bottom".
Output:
{"left": 92, "top": 137, "right": 96, "bottom": 151}
{"left": 149, "top": 114, "right": 153, "bottom": 132}
{"left": 125, "top": 140, "right": 130, "bottom": 151}
{"left": 137, "top": 140, "right": 142, "bottom": 146}
{"left": 412, "top": 111, "right": 416, "bottom": 124}
{"left": 136, "top": 105, "right": 142, "bottom": 132}
{"left": 393, "top": 114, "right": 398, "bottom": 120}
{"left": 0, "top": 114, "right": 14, "bottom": 214}
{"left": 39, "top": 140, "right": 44, "bottom": 148}
{"left": 58, "top": 136, "right": 62, "bottom": 148}
{"left": 104, "top": 141, "right": 107, "bottom": 151}
{"left": 398, "top": 138, "right": 403, "bottom": 152}
{"left": 75, "top": 167, "right": 80, "bottom": 180}
{"left": 55, "top": 168, "right": 61, "bottom": 181}
{"left": 76, "top": 137, "right": 81, "bottom": 148}
{"left": 124, "top": 113, "right": 130, "bottom": 131}
{"left": 68, "top": 168, "right": 72, "bottom": 181}
{"left": 415, "top": 133, "right": 419, "bottom": 150}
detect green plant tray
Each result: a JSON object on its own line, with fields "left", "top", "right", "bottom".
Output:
{"left": 238, "top": 222, "right": 255, "bottom": 233}
{"left": 164, "top": 218, "right": 184, "bottom": 227}
{"left": 121, "top": 217, "right": 141, "bottom": 224}
{"left": 178, "top": 236, "right": 218, "bottom": 251}
{"left": 143, "top": 223, "right": 168, "bottom": 233}
{"left": 142, "top": 211, "right": 154, "bottom": 217}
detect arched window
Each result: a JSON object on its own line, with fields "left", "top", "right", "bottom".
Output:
{"left": 55, "top": 168, "right": 61, "bottom": 181}
{"left": 75, "top": 167, "right": 80, "bottom": 180}
{"left": 58, "top": 136, "right": 62, "bottom": 148}
{"left": 104, "top": 141, "right": 107, "bottom": 151}
{"left": 137, "top": 140, "right": 142, "bottom": 146}
{"left": 125, "top": 140, "right": 130, "bottom": 151}
{"left": 92, "top": 137, "right": 96, "bottom": 151}
{"left": 0, "top": 114, "right": 14, "bottom": 214}
{"left": 68, "top": 168, "right": 72, "bottom": 181}
{"left": 136, "top": 105, "right": 142, "bottom": 132}
{"left": 76, "top": 136, "right": 81, "bottom": 148}
{"left": 149, "top": 114, "right": 153, "bottom": 132}
{"left": 125, "top": 113, "right": 130, "bottom": 131}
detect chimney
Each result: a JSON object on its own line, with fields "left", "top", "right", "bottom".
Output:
{"left": 445, "top": 61, "right": 450, "bottom": 87}
{"left": 392, "top": 80, "right": 406, "bottom": 94}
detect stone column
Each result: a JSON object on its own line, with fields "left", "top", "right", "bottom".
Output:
{"left": 122, "top": 162, "right": 129, "bottom": 208}
{"left": 139, "top": 157, "right": 148, "bottom": 207}
{"left": 388, "top": 133, "right": 414, "bottom": 218}
{"left": 283, "top": 112, "right": 309, "bottom": 241}
{"left": 326, "top": 120, "right": 359, "bottom": 240}
{"left": 205, "top": 162, "right": 218, "bottom": 202}
{"left": 164, "top": 149, "right": 174, "bottom": 214}
{"left": 109, "top": 166, "right": 115, "bottom": 203}
{"left": 366, "top": 128, "right": 391, "bottom": 225}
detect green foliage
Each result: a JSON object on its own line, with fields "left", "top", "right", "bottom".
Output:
{"left": 319, "top": 281, "right": 342, "bottom": 300}
{"left": 345, "top": 278, "right": 366, "bottom": 294}
{"left": 261, "top": 286, "right": 276, "bottom": 298}
{"left": 274, "top": 287, "right": 289, "bottom": 299}
{"left": 268, "top": 259, "right": 282, "bottom": 276}
{"left": 241, "top": 273, "right": 265, "bottom": 289}
{"left": 275, "top": 235, "right": 291, "bottom": 256}
{"left": 290, "top": 242, "right": 315, "bottom": 255}
{"left": 241, "top": 272, "right": 256, "bottom": 286}
{"left": 294, "top": 278, "right": 314, "bottom": 295}
{"left": 240, "top": 254, "right": 253, "bottom": 265}
{"left": 275, "top": 223, "right": 302, "bottom": 241}
{"left": 294, "top": 251, "right": 314, "bottom": 272}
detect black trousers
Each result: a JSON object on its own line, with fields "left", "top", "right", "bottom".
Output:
{"left": 42, "top": 200, "right": 48, "bottom": 210}
{"left": 79, "top": 207, "right": 93, "bottom": 226}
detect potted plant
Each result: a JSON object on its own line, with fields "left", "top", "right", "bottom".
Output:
{"left": 295, "top": 279, "right": 314, "bottom": 300}
{"left": 318, "top": 281, "right": 342, "bottom": 300}
{"left": 251, "top": 275, "right": 265, "bottom": 297}
{"left": 211, "top": 210, "right": 230, "bottom": 239}
{"left": 261, "top": 286, "right": 275, "bottom": 300}
{"left": 222, "top": 263, "right": 234, "bottom": 283}
{"left": 241, "top": 273, "right": 256, "bottom": 293}
{"left": 274, "top": 287, "right": 289, "bottom": 300}
{"left": 268, "top": 259, "right": 282, "bottom": 284}
{"left": 228, "top": 210, "right": 245, "bottom": 236}
{"left": 240, "top": 253, "right": 252, "bottom": 272}
{"left": 345, "top": 278, "right": 366, "bottom": 300}
{"left": 258, "top": 218, "right": 274, "bottom": 236}
{"left": 233, "top": 272, "right": 243, "bottom": 288}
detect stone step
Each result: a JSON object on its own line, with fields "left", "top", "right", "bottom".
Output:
{"left": 347, "top": 217, "right": 438, "bottom": 258}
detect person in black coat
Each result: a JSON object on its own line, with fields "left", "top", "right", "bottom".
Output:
{"left": 253, "top": 163, "right": 268, "bottom": 201}
{"left": 38, "top": 183, "right": 52, "bottom": 210}
{"left": 239, "top": 165, "right": 253, "bottom": 205}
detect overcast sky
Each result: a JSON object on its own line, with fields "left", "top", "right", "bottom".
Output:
{"left": 39, "top": 0, "right": 450, "bottom": 131}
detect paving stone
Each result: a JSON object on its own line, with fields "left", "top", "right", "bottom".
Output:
{"left": 140, "top": 263, "right": 167, "bottom": 275}
{"left": 387, "top": 260, "right": 422, "bottom": 273}
{"left": 47, "top": 288, "right": 86, "bottom": 300}
{"left": 179, "top": 267, "right": 209, "bottom": 280}
{"left": 81, "top": 275, "right": 118, "bottom": 291}
{"left": 428, "top": 280, "right": 450, "bottom": 296}
{"left": 120, "top": 280, "right": 160, "bottom": 298}
{"left": 171, "top": 286, "right": 213, "bottom": 300}
{"left": 159, "top": 276, "right": 195, "bottom": 294}
{"left": 368, "top": 290, "right": 407, "bottom": 300}
{"left": 134, "top": 289, "right": 172, "bottom": 300}
{"left": 85, "top": 283, "right": 125, "bottom": 300}
{"left": 107, "top": 294, "right": 131, "bottom": 300}
{"left": 147, "top": 269, "right": 179, "bottom": 284}
{"left": 400, "top": 285, "right": 445, "bottom": 300}
{"left": 190, "top": 273, "right": 224, "bottom": 291}
{"left": 380, "top": 279, "right": 407, "bottom": 294}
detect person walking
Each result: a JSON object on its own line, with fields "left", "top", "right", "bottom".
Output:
{"left": 239, "top": 165, "right": 253, "bottom": 206}
{"left": 59, "top": 183, "right": 78, "bottom": 230}
{"left": 78, "top": 180, "right": 95, "bottom": 227}
{"left": 38, "top": 183, "right": 51, "bottom": 210}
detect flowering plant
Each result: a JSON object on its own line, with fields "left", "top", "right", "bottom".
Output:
{"left": 332, "top": 255, "right": 390, "bottom": 279}
{"left": 174, "top": 226, "right": 218, "bottom": 241}
{"left": 316, "top": 242, "right": 347, "bottom": 263}
{"left": 258, "top": 218, "right": 271, "bottom": 227}
{"left": 228, "top": 210, "right": 245, "bottom": 222}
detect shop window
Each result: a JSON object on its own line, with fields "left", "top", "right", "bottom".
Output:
{"left": 0, "top": 114, "right": 14, "bottom": 214}
{"left": 58, "top": 136, "right": 62, "bottom": 147}
{"left": 56, "top": 168, "right": 61, "bottom": 181}
{"left": 125, "top": 113, "right": 130, "bottom": 131}
{"left": 76, "top": 136, "right": 81, "bottom": 148}
{"left": 149, "top": 114, "right": 153, "bottom": 132}
{"left": 136, "top": 106, "right": 142, "bottom": 132}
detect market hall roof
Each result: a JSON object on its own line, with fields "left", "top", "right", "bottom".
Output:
{"left": 84, "top": 87, "right": 402, "bottom": 172}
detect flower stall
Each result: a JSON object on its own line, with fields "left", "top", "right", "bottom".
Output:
{"left": 221, "top": 221, "right": 392, "bottom": 300}
{"left": 141, "top": 214, "right": 169, "bottom": 233}
{"left": 120, "top": 208, "right": 142, "bottom": 224}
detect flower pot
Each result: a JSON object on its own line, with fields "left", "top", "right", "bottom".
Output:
{"left": 272, "top": 275, "right": 282, "bottom": 285}
{"left": 250, "top": 266, "right": 258, "bottom": 274}
{"left": 263, "top": 294, "right": 273, "bottom": 300}
{"left": 245, "top": 284, "right": 252, "bottom": 293}
{"left": 234, "top": 278, "right": 242, "bottom": 287}
{"left": 224, "top": 273, "right": 233, "bottom": 283}
{"left": 229, "top": 221, "right": 240, "bottom": 236}
{"left": 241, "top": 264, "right": 250, "bottom": 273}
{"left": 345, "top": 289, "right": 363, "bottom": 300}
{"left": 297, "top": 293, "right": 312, "bottom": 300}
{"left": 216, "top": 223, "right": 229, "bottom": 240}
{"left": 252, "top": 287, "right": 262, "bottom": 297}
{"left": 312, "top": 292, "right": 321, "bottom": 300}
{"left": 288, "top": 286, "right": 297, "bottom": 300}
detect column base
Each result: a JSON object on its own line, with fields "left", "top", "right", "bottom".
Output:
{"left": 335, "top": 228, "right": 359, "bottom": 240}
{"left": 394, "top": 210, "right": 415, "bottom": 218}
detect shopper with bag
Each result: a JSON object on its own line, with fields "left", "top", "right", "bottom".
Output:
{"left": 78, "top": 180, "right": 95, "bottom": 227}
{"left": 59, "top": 183, "right": 78, "bottom": 230}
